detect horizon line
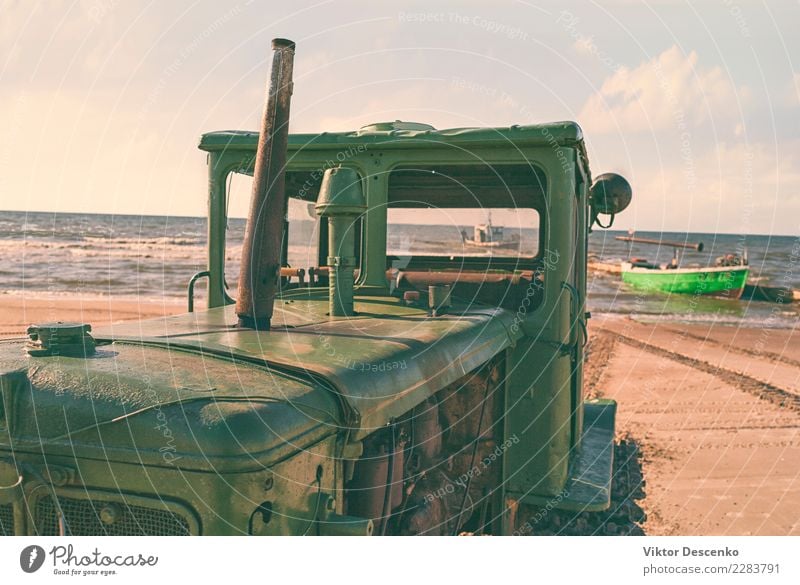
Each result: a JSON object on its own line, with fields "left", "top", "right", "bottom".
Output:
{"left": 0, "top": 209, "right": 795, "bottom": 239}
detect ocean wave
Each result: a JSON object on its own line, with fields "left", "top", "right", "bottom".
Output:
{"left": 0, "top": 289, "right": 186, "bottom": 302}
{"left": 0, "top": 239, "right": 208, "bottom": 260}
{"left": 83, "top": 236, "right": 203, "bottom": 246}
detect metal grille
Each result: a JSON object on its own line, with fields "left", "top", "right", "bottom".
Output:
{"left": 0, "top": 504, "right": 13, "bottom": 536}
{"left": 35, "top": 496, "right": 191, "bottom": 536}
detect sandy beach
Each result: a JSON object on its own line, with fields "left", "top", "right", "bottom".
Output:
{"left": 1, "top": 295, "right": 797, "bottom": 535}
{"left": 587, "top": 314, "right": 800, "bottom": 536}
{"left": 0, "top": 296, "right": 185, "bottom": 338}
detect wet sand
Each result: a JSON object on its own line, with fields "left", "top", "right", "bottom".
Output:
{"left": 0, "top": 296, "right": 185, "bottom": 338}
{"left": 588, "top": 314, "right": 800, "bottom": 535}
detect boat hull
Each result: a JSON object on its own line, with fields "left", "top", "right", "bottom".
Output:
{"left": 621, "top": 264, "right": 749, "bottom": 299}
{"left": 463, "top": 240, "right": 519, "bottom": 250}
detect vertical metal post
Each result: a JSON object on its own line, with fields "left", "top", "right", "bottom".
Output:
{"left": 328, "top": 215, "right": 357, "bottom": 316}
{"left": 207, "top": 153, "right": 229, "bottom": 309}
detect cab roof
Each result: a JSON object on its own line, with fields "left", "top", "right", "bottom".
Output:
{"left": 198, "top": 120, "right": 586, "bottom": 152}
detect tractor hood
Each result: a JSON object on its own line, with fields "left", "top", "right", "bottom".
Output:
{"left": 0, "top": 338, "right": 342, "bottom": 472}
{"left": 0, "top": 291, "right": 520, "bottom": 472}
{"left": 97, "top": 291, "right": 522, "bottom": 440}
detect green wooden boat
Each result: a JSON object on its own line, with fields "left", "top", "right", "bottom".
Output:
{"left": 617, "top": 234, "right": 749, "bottom": 298}
{"left": 621, "top": 262, "right": 749, "bottom": 298}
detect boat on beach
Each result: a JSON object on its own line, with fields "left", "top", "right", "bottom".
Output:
{"left": 618, "top": 234, "right": 749, "bottom": 299}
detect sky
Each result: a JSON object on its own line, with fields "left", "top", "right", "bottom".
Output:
{"left": 1, "top": 0, "right": 798, "bottom": 235}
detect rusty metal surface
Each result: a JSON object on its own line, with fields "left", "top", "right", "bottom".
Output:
{"left": 236, "top": 38, "right": 296, "bottom": 329}
{"left": 393, "top": 269, "right": 536, "bottom": 286}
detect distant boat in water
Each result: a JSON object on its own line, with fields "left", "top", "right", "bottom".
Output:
{"left": 460, "top": 213, "right": 520, "bottom": 250}
{"left": 617, "top": 233, "right": 749, "bottom": 299}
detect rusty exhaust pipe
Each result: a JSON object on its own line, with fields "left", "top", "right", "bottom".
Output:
{"left": 236, "top": 38, "right": 295, "bottom": 330}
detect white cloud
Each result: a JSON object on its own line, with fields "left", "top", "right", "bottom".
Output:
{"left": 578, "top": 46, "right": 748, "bottom": 134}
{"left": 632, "top": 141, "right": 800, "bottom": 234}
{"left": 572, "top": 35, "right": 595, "bottom": 56}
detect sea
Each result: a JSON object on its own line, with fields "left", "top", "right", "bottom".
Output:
{"left": 1, "top": 210, "right": 798, "bottom": 328}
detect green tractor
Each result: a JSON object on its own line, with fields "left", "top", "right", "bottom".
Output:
{"left": 0, "top": 39, "right": 631, "bottom": 536}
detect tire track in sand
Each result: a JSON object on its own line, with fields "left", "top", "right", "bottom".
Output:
{"left": 600, "top": 328, "right": 800, "bottom": 414}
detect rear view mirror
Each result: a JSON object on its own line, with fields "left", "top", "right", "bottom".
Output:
{"left": 590, "top": 173, "right": 632, "bottom": 228}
